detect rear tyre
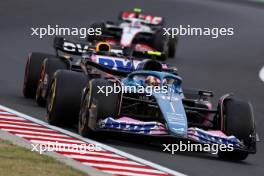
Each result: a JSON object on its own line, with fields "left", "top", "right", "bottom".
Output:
{"left": 217, "top": 98, "right": 256, "bottom": 160}
{"left": 151, "top": 30, "right": 168, "bottom": 61}
{"left": 36, "top": 58, "right": 68, "bottom": 107}
{"left": 23, "top": 52, "right": 54, "bottom": 98}
{"left": 47, "top": 70, "right": 88, "bottom": 127}
{"left": 78, "top": 79, "right": 120, "bottom": 138}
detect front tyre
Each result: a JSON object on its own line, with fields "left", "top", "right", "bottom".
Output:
{"left": 78, "top": 79, "right": 121, "bottom": 138}
{"left": 217, "top": 98, "right": 256, "bottom": 160}
{"left": 47, "top": 70, "right": 88, "bottom": 126}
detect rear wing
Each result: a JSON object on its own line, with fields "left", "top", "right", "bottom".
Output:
{"left": 119, "top": 11, "right": 164, "bottom": 25}
{"left": 53, "top": 37, "right": 167, "bottom": 62}
{"left": 53, "top": 37, "right": 91, "bottom": 55}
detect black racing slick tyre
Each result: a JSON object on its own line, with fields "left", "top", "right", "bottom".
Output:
{"left": 168, "top": 36, "right": 178, "bottom": 58}
{"left": 218, "top": 98, "right": 256, "bottom": 160}
{"left": 36, "top": 58, "right": 68, "bottom": 107}
{"left": 47, "top": 70, "right": 88, "bottom": 127}
{"left": 151, "top": 30, "right": 168, "bottom": 61}
{"left": 78, "top": 79, "right": 121, "bottom": 138}
{"left": 23, "top": 52, "right": 54, "bottom": 98}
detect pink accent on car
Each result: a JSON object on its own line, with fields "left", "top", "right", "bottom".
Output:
{"left": 188, "top": 127, "right": 228, "bottom": 138}
{"left": 105, "top": 39, "right": 118, "bottom": 45}
{"left": 110, "top": 117, "right": 168, "bottom": 134}
{"left": 134, "top": 43, "right": 156, "bottom": 52}
{"left": 121, "top": 12, "right": 163, "bottom": 25}
{"left": 162, "top": 64, "right": 168, "bottom": 69}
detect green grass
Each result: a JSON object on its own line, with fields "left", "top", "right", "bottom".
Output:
{"left": 0, "top": 139, "right": 87, "bottom": 176}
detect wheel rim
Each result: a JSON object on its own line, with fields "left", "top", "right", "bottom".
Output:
{"left": 48, "top": 79, "right": 56, "bottom": 113}
{"left": 79, "top": 94, "right": 90, "bottom": 133}
{"left": 36, "top": 64, "right": 45, "bottom": 100}
{"left": 23, "top": 56, "right": 31, "bottom": 94}
{"left": 79, "top": 85, "right": 92, "bottom": 134}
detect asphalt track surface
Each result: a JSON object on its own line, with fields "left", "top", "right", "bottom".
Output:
{"left": 0, "top": 0, "right": 264, "bottom": 175}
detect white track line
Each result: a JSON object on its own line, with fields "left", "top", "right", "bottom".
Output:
{"left": 65, "top": 154, "right": 143, "bottom": 165}
{"left": 86, "top": 163, "right": 166, "bottom": 174}
{"left": 58, "top": 150, "right": 126, "bottom": 159}
{"left": 0, "top": 123, "right": 54, "bottom": 131}
{"left": 259, "top": 66, "right": 264, "bottom": 82}
{"left": 0, "top": 111, "right": 14, "bottom": 115}
{"left": 0, "top": 115, "right": 25, "bottom": 120}
{"left": 1, "top": 129, "right": 68, "bottom": 137}
{"left": 0, "top": 120, "right": 43, "bottom": 126}
{"left": 0, "top": 105, "right": 186, "bottom": 176}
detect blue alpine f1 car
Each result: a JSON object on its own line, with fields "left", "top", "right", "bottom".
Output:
{"left": 46, "top": 59, "right": 256, "bottom": 161}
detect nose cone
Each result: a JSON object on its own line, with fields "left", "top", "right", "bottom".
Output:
{"left": 155, "top": 93, "right": 188, "bottom": 137}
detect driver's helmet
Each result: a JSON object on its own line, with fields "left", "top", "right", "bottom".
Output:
{"left": 145, "top": 76, "right": 160, "bottom": 86}
{"left": 95, "top": 42, "right": 111, "bottom": 52}
{"left": 133, "top": 8, "right": 142, "bottom": 18}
